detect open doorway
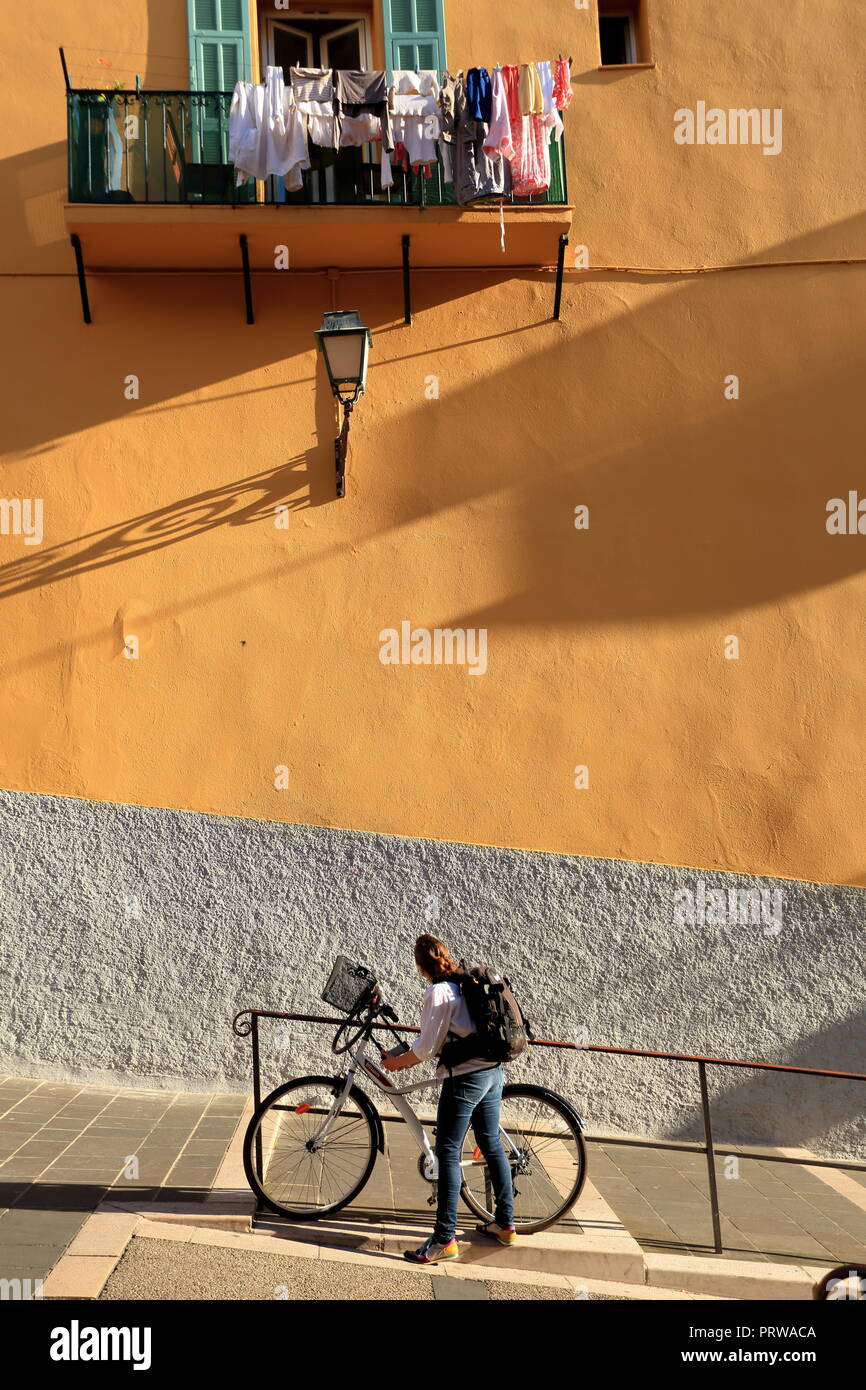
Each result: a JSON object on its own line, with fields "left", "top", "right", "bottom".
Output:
{"left": 261, "top": 12, "right": 378, "bottom": 204}
{"left": 264, "top": 15, "right": 371, "bottom": 73}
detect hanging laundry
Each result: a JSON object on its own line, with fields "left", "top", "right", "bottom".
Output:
{"left": 290, "top": 67, "right": 339, "bottom": 150}
{"left": 518, "top": 63, "right": 544, "bottom": 116}
{"left": 508, "top": 111, "right": 550, "bottom": 198}
{"left": 452, "top": 71, "right": 509, "bottom": 205}
{"left": 483, "top": 66, "right": 514, "bottom": 161}
{"left": 336, "top": 69, "right": 394, "bottom": 189}
{"left": 438, "top": 72, "right": 456, "bottom": 142}
{"left": 465, "top": 67, "right": 493, "bottom": 123}
{"left": 390, "top": 70, "right": 441, "bottom": 168}
{"left": 340, "top": 112, "right": 383, "bottom": 145}
{"left": 229, "top": 80, "right": 255, "bottom": 179}
{"left": 229, "top": 68, "right": 309, "bottom": 189}
{"left": 499, "top": 64, "right": 521, "bottom": 124}
{"left": 336, "top": 70, "right": 394, "bottom": 149}
{"left": 436, "top": 71, "right": 457, "bottom": 181}
{"left": 536, "top": 60, "right": 564, "bottom": 141}
{"left": 106, "top": 104, "right": 123, "bottom": 190}
{"left": 552, "top": 57, "right": 574, "bottom": 110}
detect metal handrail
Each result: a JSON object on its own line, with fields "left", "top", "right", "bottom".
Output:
{"left": 232, "top": 1006, "right": 866, "bottom": 1253}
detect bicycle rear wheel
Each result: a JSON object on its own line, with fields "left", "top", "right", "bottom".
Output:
{"left": 459, "top": 1083, "right": 587, "bottom": 1234}
{"left": 243, "top": 1075, "right": 379, "bottom": 1221}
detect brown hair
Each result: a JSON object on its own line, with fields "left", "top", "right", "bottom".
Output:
{"left": 414, "top": 934, "right": 460, "bottom": 982}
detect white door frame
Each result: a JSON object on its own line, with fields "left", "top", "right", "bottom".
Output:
{"left": 322, "top": 19, "right": 371, "bottom": 69}
{"left": 263, "top": 14, "right": 371, "bottom": 70}
{"left": 264, "top": 21, "right": 314, "bottom": 68}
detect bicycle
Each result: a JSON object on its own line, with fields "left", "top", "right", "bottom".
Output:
{"left": 242, "top": 957, "right": 588, "bottom": 1233}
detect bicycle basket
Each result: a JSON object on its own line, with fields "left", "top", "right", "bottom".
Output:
{"left": 321, "top": 956, "right": 377, "bottom": 1015}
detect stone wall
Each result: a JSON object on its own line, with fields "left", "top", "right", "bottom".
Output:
{"left": 1, "top": 789, "right": 863, "bottom": 1159}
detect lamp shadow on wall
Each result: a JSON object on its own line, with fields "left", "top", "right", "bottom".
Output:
{"left": 0, "top": 344, "right": 373, "bottom": 598}
{"left": 0, "top": 458, "right": 327, "bottom": 599}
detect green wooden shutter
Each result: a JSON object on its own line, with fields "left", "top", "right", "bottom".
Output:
{"left": 187, "top": 0, "right": 251, "bottom": 88}
{"left": 382, "top": 0, "right": 447, "bottom": 77}
{"left": 187, "top": 0, "right": 251, "bottom": 163}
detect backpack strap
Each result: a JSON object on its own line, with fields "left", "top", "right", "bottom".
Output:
{"left": 438, "top": 967, "right": 472, "bottom": 1076}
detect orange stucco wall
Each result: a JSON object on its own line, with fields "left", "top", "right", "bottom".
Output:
{"left": 1, "top": 1, "right": 864, "bottom": 885}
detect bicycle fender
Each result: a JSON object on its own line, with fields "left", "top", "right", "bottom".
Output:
{"left": 504, "top": 1080, "right": 585, "bottom": 1132}
{"left": 556, "top": 1096, "right": 586, "bottom": 1131}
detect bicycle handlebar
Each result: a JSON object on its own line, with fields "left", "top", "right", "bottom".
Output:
{"left": 332, "top": 987, "right": 400, "bottom": 1056}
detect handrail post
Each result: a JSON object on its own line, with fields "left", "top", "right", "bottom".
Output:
{"left": 698, "top": 1061, "right": 723, "bottom": 1254}
{"left": 251, "top": 1013, "right": 263, "bottom": 1186}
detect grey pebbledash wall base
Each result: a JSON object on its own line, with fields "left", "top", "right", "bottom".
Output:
{"left": 1, "top": 788, "right": 863, "bottom": 1160}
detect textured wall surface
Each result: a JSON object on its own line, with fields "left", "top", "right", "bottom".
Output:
{"left": 2, "top": 2, "right": 866, "bottom": 887}
{"left": 1, "top": 789, "right": 863, "bottom": 1159}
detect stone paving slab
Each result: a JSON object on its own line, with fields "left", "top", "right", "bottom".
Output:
{"left": 0, "top": 1077, "right": 244, "bottom": 1283}
{"left": 590, "top": 1140, "right": 866, "bottom": 1266}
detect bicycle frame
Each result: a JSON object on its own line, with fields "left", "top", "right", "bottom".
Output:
{"left": 309, "top": 1035, "right": 523, "bottom": 1183}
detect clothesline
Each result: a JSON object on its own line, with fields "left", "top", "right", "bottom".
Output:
{"left": 228, "top": 60, "right": 574, "bottom": 206}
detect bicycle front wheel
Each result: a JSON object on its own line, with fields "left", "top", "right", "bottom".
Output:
{"left": 243, "top": 1075, "right": 379, "bottom": 1221}
{"left": 459, "top": 1083, "right": 587, "bottom": 1234}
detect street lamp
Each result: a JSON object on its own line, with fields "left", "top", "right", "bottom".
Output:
{"left": 315, "top": 310, "right": 372, "bottom": 499}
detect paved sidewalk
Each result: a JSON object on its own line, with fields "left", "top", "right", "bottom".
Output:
{"left": 590, "top": 1141, "right": 866, "bottom": 1267}
{"left": 242, "top": 1107, "right": 862, "bottom": 1269}
{"left": 316, "top": 1116, "right": 587, "bottom": 1231}
{"left": 0, "top": 1076, "right": 244, "bottom": 1283}
{"left": 3, "top": 1074, "right": 863, "bottom": 1294}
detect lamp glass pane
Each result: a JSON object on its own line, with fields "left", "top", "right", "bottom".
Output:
{"left": 324, "top": 330, "right": 366, "bottom": 384}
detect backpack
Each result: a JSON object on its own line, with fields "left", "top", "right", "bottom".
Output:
{"left": 438, "top": 961, "right": 532, "bottom": 1071}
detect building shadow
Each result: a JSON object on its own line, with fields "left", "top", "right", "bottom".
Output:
{"left": 667, "top": 1010, "right": 866, "bottom": 1156}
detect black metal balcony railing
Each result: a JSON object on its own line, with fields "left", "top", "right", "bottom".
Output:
{"left": 67, "top": 90, "right": 568, "bottom": 209}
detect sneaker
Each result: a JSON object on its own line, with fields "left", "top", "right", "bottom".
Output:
{"left": 403, "top": 1237, "right": 460, "bottom": 1265}
{"left": 476, "top": 1221, "right": 517, "bottom": 1246}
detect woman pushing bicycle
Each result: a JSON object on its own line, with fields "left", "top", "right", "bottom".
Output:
{"left": 381, "top": 933, "right": 517, "bottom": 1264}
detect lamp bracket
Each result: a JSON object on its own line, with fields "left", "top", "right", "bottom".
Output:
{"left": 335, "top": 398, "right": 354, "bottom": 499}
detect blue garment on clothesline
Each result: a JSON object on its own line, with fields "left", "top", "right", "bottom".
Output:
{"left": 465, "top": 67, "right": 492, "bottom": 123}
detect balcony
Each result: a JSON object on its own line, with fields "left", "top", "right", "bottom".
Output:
{"left": 65, "top": 89, "right": 573, "bottom": 279}
{"left": 67, "top": 89, "right": 569, "bottom": 210}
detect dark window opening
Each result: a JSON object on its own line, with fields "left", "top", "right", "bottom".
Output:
{"left": 598, "top": 1, "right": 649, "bottom": 66}
{"left": 599, "top": 16, "right": 635, "bottom": 66}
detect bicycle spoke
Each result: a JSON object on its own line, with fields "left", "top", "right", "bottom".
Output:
{"left": 460, "top": 1089, "right": 585, "bottom": 1232}
{"left": 251, "top": 1083, "right": 375, "bottom": 1214}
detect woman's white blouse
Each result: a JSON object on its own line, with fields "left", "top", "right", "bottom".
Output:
{"left": 413, "top": 981, "right": 497, "bottom": 1077}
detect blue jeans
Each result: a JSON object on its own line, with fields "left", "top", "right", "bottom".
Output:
{"left": 433, "top": 1064, "right": 514, "bottom": 1245}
